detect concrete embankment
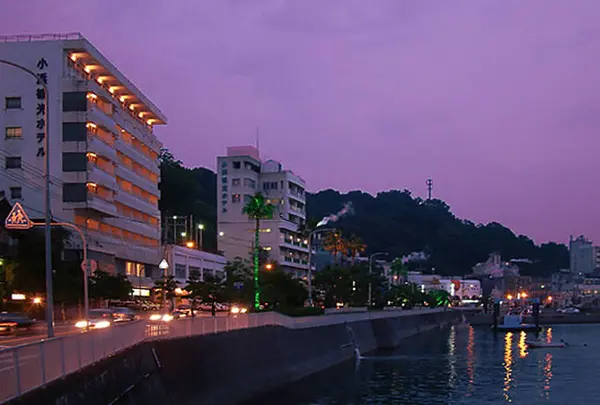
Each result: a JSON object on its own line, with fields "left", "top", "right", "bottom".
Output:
{"left": 6, "top": 309, "right": 460, "bottom": 405}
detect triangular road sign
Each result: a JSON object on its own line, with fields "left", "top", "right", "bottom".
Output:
{"left": 4, "top": 202, "right": 33, "bottom": 230}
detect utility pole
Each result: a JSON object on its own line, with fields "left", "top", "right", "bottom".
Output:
{"left": 369, "top": 252, "right": 387, "bottom": 307}
{"left": 426, "top": 178, "right": 433, "bottom": 200}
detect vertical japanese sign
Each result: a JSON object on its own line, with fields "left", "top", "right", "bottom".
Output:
{"left": 35, "top": 57, "right": 48, "bottom": 158}
{"left": 221, "top": 161, "right": 228, "bottom": 213}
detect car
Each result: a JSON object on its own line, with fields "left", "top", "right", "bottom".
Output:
{"left": 0, "top": 312, "right": 35, "bottom": 334}
{"left": 176, "top": 305, "right": 192, "bottom": 316}
{"left": 148, "top": 312, "right": 174, "bottom": 323}
{"left": 110, "top": 307, "right": 137, "bottom": 322}
{"left": 75, "top": 309, "right": 113, "bottom": 329}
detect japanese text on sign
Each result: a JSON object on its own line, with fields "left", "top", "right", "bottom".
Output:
{"left": 221, "top": 161, "right": 228, "bottom": 213}
{"left": 35, "top": 57, "right": 48, "bottom": 158}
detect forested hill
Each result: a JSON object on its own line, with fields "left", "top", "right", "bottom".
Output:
{"left": 307, "top": 189, "right": 568, "bottom": 276}
{"left": 159, "top": 150, "right": 568, "bottom": 277}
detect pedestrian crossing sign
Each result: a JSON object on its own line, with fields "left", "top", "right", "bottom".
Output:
{"left": 4, "top": 202, "right": 33, "bottom": 230}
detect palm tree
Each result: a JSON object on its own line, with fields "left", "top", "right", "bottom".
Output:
{"left": 242, "top": 192, "right": 274, "bottom": 310}
{"left": 346, "top": 234, "right": 366, "bottom": 264}
{"left": 323, "top": 231, "right": 346, "bottom": 264}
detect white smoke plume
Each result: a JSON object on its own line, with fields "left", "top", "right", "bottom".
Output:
{"left": 316, "top": 202, "right": 354, "bottom": 227}
{"left": 401, "top": 251, "right": 429, "bottom": 264}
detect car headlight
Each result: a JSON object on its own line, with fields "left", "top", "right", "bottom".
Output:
{"left": 75, "top": 320, "right": 88, "bottom": 328}
{"left": 95, "top": 320, "right": 111, "bottom": 329}
{"left": 149, "top": 314, "right": 162, "bottom": 321}
{"left": 162, "top": 314, "right": 173, "bottom": 322}
{"left": 231, "top": 306, "right": 240, "bottom": 314}
{"left": 240, "top": 308, "right": 247, "bottom": 313}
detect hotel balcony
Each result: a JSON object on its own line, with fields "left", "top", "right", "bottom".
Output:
{"left": 280, "top": 236, "right": 310, "bottom": 252}
{"left": 87, "top": 163, "right": 117, "bottom": 191}
{"left": 115, "top": 189, "right": 159, "bottom": 217}
{"left": 87, "top": 131, "right": 118, "bottom": 161}
{"left": 86, "top": 229, "right": 160, "bottom": 265}
{"left": 281, "top": 255, "right": 309, "bottom": 269}
{"left": 115, "top": 164, "right": 157, "bottom": 196}
{"left": 104, "top": 216, "right": 160, "bottom": 241}
{"left": 65, "top": 192, "right": 117, "bottom": 217}
{"left": 115, "top": 138, "right": 159, "bottom": 174}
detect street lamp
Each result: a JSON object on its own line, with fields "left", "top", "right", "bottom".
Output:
{"left": 369, "top": 252, "right": 388, "bottom": 307}
{"left": 306, "top": 227, "right": 335, "bottom": 307}
{"left": 159, "top": 258, "right": 169, "bottom": 310}
{"left": 197, "top": 223, "right": 204, "bottom": 250}
{"left": 0, "top": 59, "right": 53, "bottom": 337}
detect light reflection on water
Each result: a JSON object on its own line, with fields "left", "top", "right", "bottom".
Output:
{"left": 246, "top": 324, "right": 600, "bottom": 405}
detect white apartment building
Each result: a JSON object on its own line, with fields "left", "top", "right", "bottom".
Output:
{"left": 217, "top": 146, "right": 309, "bottom": 277}
{"left": 0, "top": 33, "right": 166, "bottom": 293}
{"left": 164, "top": 245, "right": 227, "bottom": 286}
{"left": 569, "top": 235, "right": 599, "bottom": 274}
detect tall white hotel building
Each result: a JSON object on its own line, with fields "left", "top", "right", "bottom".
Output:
{"left": 0, "top": 33, "right": 166, "bottom": 294}
{"left": 217, "top": 146, "right": 309, "bottom": 278}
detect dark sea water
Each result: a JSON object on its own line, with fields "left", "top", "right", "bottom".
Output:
{"left": 246, "top": 324, "right": 600, "bottom": 405}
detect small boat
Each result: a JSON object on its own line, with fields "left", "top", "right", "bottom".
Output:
{"left": 493, "top": 314, "right": 540, "bottom": 332}
{"left": 526, "top": 340, "right": 567, "bottom": 349}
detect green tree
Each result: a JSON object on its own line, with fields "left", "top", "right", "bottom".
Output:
{"left": 314, "top": 264, "right": 353, "bottom": 307}
{"left": 186, "top": 273, "right": 226, "bottom": 314}
{"left": 222, "top": 258, "right": 254, "bottom": 306}
{"left": 242, "top": 192, "right": 274, "bottom": 310}
{"left": 153, "top": 275, "right": 179, "bottom": 310}
{"left": 89, "top": 270, "right": 132, "bottom": 302}
{"left": 260, "top": 264, "right": 307, "bottom": 309}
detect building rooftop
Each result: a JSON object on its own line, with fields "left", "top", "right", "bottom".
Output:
{"left": 0, "top": 32, "right": 167, "bottom": 126}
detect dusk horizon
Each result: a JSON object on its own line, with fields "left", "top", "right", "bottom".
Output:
{"left": 3, "top": 0, "right": 599, "bottom": 244}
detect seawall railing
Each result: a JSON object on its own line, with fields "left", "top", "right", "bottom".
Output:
{"left": 0, "top": 308, "right": 445, "bottom": 403}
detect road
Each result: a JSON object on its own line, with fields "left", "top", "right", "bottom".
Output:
{"left": 0, "top": 323, "right": 80, "bottom": 348}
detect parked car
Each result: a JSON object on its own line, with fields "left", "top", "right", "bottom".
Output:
{"left": 0, "top": 312, "right": 35, "bottom": 334}
{"left": 110, "top": 307, "right": 137, "bottom": 322}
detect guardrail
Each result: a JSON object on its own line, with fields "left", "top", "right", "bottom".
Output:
{"left": 0, "top": 308, "right": 446, "bottom": 403}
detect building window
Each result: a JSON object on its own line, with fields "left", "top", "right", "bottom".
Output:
{"left": 243, "top": 178, "right": 256, "bottom": 189}
{"left": 189, "top": 266, "right": 201, "bottom": 280}
{"left": 233, "top": 161, "right": 241, "bottom": 169}
{"left": 62, "top": 92, "right": 88, "bottom": 112}
{"left": 10, "top": 187, "right": 22, "bottom": 199}
{"left": 175, "top": 264, "right": 186, "bottom": 279}
{"left": 232, "top": 178, "right": 241, "bottom": 187}
{"left": 232, "top": 194, "right": 241, "bottom": 203}
{"left": 263, "top": 181, "right": 278, "bottom": 190}
{"left": 62, "top": 123, "right": 87, "bottom": 141}
{"left": 126, "top": 262, "right": 145, "bottom": 277}
{"left": 5, "top": 157, "right": 21, "bottom": 169}
{"left": 244, "top": 194, "right": 253, "bottom": 203}
{"left": 5, "top": 97, "right": 21, "bottom": 109}
{"left": 62, "top": 183, "right": 87, "bottom": 202}
{"left": 62, "top": 152, "right": 87, "bottom": 172}
{"left": 5, "top": 127, "right": 22, "bottom": 139}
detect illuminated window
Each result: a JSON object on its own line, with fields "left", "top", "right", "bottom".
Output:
{"left": 5, "top": 127, "right": 22, "bottom": 139}
{"left": 232, "top": 194, "right": 241, "bottom": 203}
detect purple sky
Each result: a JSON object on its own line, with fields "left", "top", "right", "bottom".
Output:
{"left": 3, "top": 0, "right": 600, "bottom": 244}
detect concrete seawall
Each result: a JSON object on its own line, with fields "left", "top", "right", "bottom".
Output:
{"left": 7, "top": 310, "right": 460, "bottom": 405}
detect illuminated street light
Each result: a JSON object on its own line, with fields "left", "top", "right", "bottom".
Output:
{"left": 186, "top": 241, "right": 195, "bottom": 248}
{"left": 33, "top": 297, "right": 43, "bottom": 305}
